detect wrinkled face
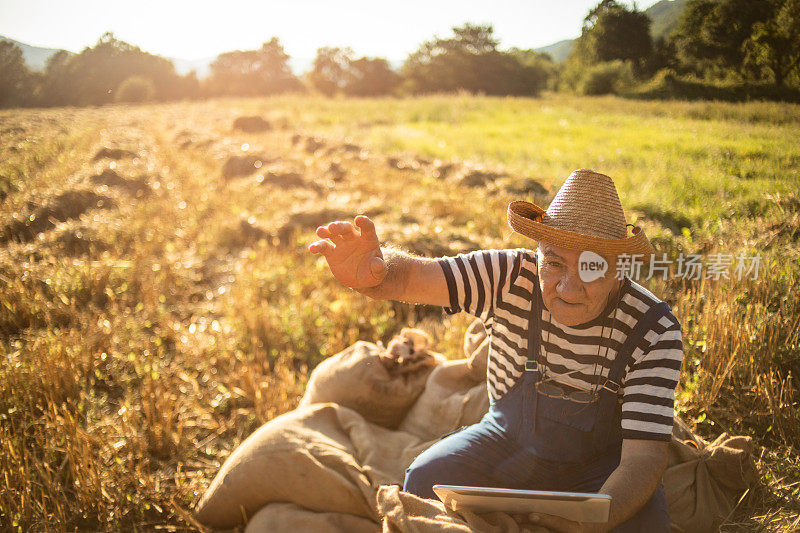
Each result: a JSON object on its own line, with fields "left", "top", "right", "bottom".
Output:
{"left": 536, "top": 242, "right": 620, "bottom": 327}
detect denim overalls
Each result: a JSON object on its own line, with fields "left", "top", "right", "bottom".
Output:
{"left": 404, "top": 284, "right": 671, "bottom": 532}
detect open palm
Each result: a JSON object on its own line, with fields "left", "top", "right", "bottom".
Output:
{"left": 308, "top": 215, "right": 386, "bottom": 289}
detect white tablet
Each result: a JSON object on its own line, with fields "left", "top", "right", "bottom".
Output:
{"left": 432, "top": 484, "right": 611, "bottom": 523}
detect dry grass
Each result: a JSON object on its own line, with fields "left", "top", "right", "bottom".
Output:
{"left": 0, "top": 95, "right": 798, "bottom": 531}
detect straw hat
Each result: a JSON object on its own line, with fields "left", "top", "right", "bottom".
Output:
{"left": 507, "top": 169, "right": 654, "bottom": 255}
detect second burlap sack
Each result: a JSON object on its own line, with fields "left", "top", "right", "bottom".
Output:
{"left": 299, "top": 329, "right": 445, "bottom": 429}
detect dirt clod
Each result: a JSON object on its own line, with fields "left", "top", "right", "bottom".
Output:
{"left": 273, "top": 206, "right": 383, "bottom": 247}
{"left": 93, "top": 147, "right": 138, "bottom": 161}
{"left": 387, "top": 157, "right": 423, "bottom": 171}
{"left": 387, "top": 228, "right": 479, "bottom": 257}
{"left": 52, "top": 221, "right": 109, "bottom": 256}
{"left": 327, "top": 162, "right": 346, "bottom": 182}
{"left": 502, "top": 177, "right": 549, "bottom": 197}
{"left": 257, "top": 171, "right": 322, "bottom": 194}
{"left": 222, "top": 155, "right": 273, "bottom": 180}
{"left": 431, "top": 162, "right": 458, "bottom": 179}
{"left": 1, "top": 189, "right": 117, "bottom": 243}
{"left": 90, "top": 169, "right": 150, "bottom": 197}
{"left": 233, "top": 116, "right": 272, "bottom": 133}
{"left": 303, "top": 137, "right": 325, "bottom": 154}
{"left": 455, "top": 169, "right": 505, "bottom": 187}
{"left": 217, "top": 216, "right": 270, "bottom": 250}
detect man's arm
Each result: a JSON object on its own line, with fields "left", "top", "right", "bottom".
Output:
{"left": 526, "top": 439, "right": 669, "bottom": 533}
{"left": 596, "top": 439, "right": 669, "bottom": 530}
{"left": 354, "top": 245, "right": 451, "bottom": 307}
{"left": 308, "top": 216, "right": 450, "bottom": 307}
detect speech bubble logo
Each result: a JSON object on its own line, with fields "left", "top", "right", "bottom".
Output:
{"left": 578, "top": 250, "right": 608, "bottom": 282}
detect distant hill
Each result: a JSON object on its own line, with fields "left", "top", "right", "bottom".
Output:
{"left": 0, "top": 34, "right": 214, "bottom": 77}
{"left": 170, "top": 57, "right": 214, "bottom": 78}
{"left": 646, "top": 0, "right": 689, "bottom": 41}
{"left": 533, "top": 39, "right": 576, "bottom": 63}
{"left": 0, "top": 35, "right": 69, "bottom": 70}
{"left": 533, "top": 0, "right": 689, "bottom": 63}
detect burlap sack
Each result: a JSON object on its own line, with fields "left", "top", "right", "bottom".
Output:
{"left": 299, "top": 336, "right": 443, "bottom": 429}
{"left": 398, "top": 360, "right": 489, "bottom": 441}
{"left": 376, "top": 484, "right": 548, "bottom": 533}
{"left": 195, "top": 400, "right": 446, "bottom": 530}
{"left": 195, "top": 403, "right": 380, "bottom": 529}
{"left": 244, "top": 502, "right": 379, "bottom": 533}
{"left": 665, "top": 418, "right": 758, "bottom": 533}
{"left": 463, "top": 318, "right": 489, "bottom": 382}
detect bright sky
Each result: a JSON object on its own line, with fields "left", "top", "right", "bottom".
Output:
{"left": 0, "top": 0, "right": 662, "bottom": 62}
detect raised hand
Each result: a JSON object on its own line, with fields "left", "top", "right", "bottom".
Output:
{"left": 308, "top": 215, "right": 387, "bottom": 289}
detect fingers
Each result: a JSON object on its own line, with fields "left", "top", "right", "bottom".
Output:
{"left": 308, "top": 239, "right": 334, "bottom": 256}
{"left": 526, "top": 513, "right": 580, "bottom": 533}
{"left": 315, "top": 226, "right": 342, "bottom": 244}
{"left": 316, "top": 220, "right": 359, "bottom": 241}
{"left": 355, "top": 215, "right": 377, "bottom": 239}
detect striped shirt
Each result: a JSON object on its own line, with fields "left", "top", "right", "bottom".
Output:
{"left": 437, "top": 248, "right": 683, "bottom": 441}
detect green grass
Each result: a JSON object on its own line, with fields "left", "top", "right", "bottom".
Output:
{"left": 255, "top": 93, "right": 800, "bottom": 230}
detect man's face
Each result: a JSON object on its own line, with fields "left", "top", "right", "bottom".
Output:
{"left": 536, "top": 242, "right": 620, "bottom": 326}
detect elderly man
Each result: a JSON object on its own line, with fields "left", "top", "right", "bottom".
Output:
{"left": 308, "top": 169, "right": 683, "bottom": 532}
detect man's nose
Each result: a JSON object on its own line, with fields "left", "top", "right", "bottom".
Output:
{"left": 556, "top": 269, "right": 585, "bottom": 301}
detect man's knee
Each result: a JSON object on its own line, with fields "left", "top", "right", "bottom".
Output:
{"left": 403, "top": 422, "right": 503, "bottom": 500}
{"left": 403, "top": 454, "right": 448, "bottom": 500}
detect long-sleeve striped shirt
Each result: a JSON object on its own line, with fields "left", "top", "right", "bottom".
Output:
{"left": 437, "top": 248, "right": 683, "bottom": 441}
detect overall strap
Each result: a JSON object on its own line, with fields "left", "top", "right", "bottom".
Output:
{"left": 523, "top": 282, "right": 544, "bottom": 375}
{"left": 602, "top": 301, "right": 672, "bottom": 393}
{"left": 593, "top": 301, "right": 672, "bottom": 447}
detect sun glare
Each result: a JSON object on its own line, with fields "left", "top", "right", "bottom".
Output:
{"left": 1, "top": 0, "right": 664, "bottom": 61}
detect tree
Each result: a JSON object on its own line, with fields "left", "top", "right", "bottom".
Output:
{"left": 116, "top": 75, "right": 155, "bottom": 103}
{"left": 671, "top": 0, "right": 774, "bottom": 79}
{"left": 569, "top": 0, "right": 653, "bottom": 76}
{"left": 40, "top": 50, "right": 74, "bottom": 106}
{"left": 401, "top": 23, "right": 551, "bottom": 95}
{"left": 345, "top": 57, "right": 401, "bottom": 96}
{"left": 308, "top": 47, "right": 354, "bottom": 96}
{"left": 743, "top": 0, "right": 800, "bottom": 86}
{"left": 402, "top": 23, "right": 497, "bottom": 93}
{"left": 41, "top": 32, "right": 187, "bottom": 106}
{"left": 508, "top": 48, "right": 559, "bottom": 92}
{"left": 0, "top": 41, "right": 34, "bottom": 107}
{"left": 308, "top": 47, "right": 401, "bottom": 97}
{"left": 207, "top": 38, "right": 302, "bottom": 96}
{"left": 35, "top": 36, "right": 199, "bottom": 106}
{"left": 644, "top": 36, "right": 680, "bottom": 76}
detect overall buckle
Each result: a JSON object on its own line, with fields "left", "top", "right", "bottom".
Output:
{"left": 524, "top": 361, "right": 540, "bottom": 372}
{"left": 602, "top": 379, "right": 621, "bottom": 394}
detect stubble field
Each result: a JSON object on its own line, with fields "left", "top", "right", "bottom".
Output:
{"left": 1, "top": 94, "right": 798, "bottom": 531}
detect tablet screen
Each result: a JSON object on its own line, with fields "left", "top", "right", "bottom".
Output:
{"left": 432, "top": 484, "right": 612, "bottom": 523}
{"left": 443, "top": 485, "right": 609, "bottom": 501}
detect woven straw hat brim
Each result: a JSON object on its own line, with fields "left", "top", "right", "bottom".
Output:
{"left": 507, "top": 200, "right": 655, "bottom": 255}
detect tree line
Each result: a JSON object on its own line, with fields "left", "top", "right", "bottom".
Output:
{"left": 1, "top": 0, "right": 799, "bottom": 108}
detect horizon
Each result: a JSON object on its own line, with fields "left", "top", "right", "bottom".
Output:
{"left": 0, "top": 0, "right": 665, "bottom": 63}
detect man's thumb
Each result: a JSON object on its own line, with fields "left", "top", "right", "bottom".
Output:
{"left": 369, "top": 256, "right": 386, "bottom": 281}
